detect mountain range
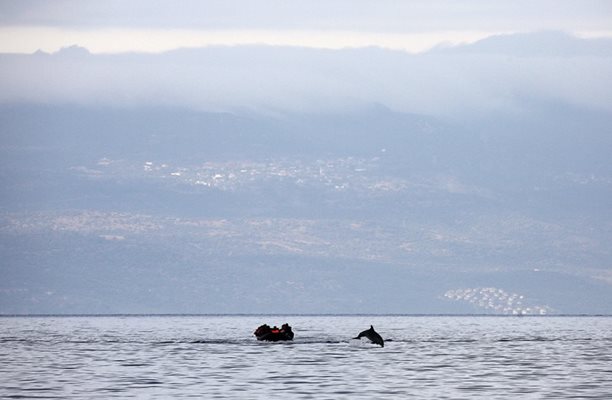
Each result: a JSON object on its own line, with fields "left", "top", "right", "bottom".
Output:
{"left": 1, "top": 32, "right": 611, "bottom": 314}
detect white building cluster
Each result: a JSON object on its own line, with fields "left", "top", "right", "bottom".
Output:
{"left": 136, "top": 157, "right": 385, "bottom": 192}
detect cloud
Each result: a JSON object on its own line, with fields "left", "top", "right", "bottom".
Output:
{"left": 0, "top": 32, "right": 610, "bottom": 118}
{"left": 2, "top": 0, "right": 611, "bottom": 33}
{"left": 1, "top": 1, "right": 611, "bottom": 55}
{"left": 0, "top": 26, "right": 503, "bottom": 54}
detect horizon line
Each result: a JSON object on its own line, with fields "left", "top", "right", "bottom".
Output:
{"left": 2, "top": 27, "right": 611, "bottom": 56}
{"left": 1, "top": 313, "right": 610, "bottom": 317}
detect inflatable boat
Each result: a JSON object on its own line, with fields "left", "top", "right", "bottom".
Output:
{"left": 254, "top": 323, "right": 294, "bottom": 341}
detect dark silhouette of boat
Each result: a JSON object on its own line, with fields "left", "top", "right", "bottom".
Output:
{"left": 254, "top": 323, "right": 294, "bottom": 341}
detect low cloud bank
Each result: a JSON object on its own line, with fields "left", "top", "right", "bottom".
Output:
{"left": 0, "top": 32, "right": 611, "bottom": 118}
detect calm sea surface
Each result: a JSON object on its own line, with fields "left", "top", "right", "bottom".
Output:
{"left": 1, "top": 315, "right": 611, "bottom": 399}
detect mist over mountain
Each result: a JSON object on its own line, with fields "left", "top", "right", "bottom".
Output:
{"left": 1, "top": 32, "right": 611, "bottom": 117}
{"left": 1, "top": 32, "right": 611, "bottom": 314}
{"left": 430, "top": 30, "right": 612, "bottom": 57}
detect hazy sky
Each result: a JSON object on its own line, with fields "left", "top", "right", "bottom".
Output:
{"left": 1, "top": 0, "right": 611, "bottom": 53}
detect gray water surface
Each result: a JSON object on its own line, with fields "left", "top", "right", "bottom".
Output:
{"left": 1, "top": 316, "right": 611, "bottom": 399}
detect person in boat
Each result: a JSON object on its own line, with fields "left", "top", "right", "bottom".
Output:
{"left": 254, "top": 324, "right": 271, "bottom": 337}
{"left": 280, "top": 323, "right": 294, "bottom": 340}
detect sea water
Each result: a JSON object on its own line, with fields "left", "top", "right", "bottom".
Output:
{"left": 1, "top": 315, "right": 611, "bottom": 399}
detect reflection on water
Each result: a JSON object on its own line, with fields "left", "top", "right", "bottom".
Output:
{"left": 1, "top": 316, "right": 611, "bottom": 399}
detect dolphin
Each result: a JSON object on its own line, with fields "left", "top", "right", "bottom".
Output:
{"left": 354, "top": 325, "right": 384, "bottom": 347}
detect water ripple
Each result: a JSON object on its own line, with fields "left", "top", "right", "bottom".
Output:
{"left": 1, "top": 316, "right": 611, "bottom": 399}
